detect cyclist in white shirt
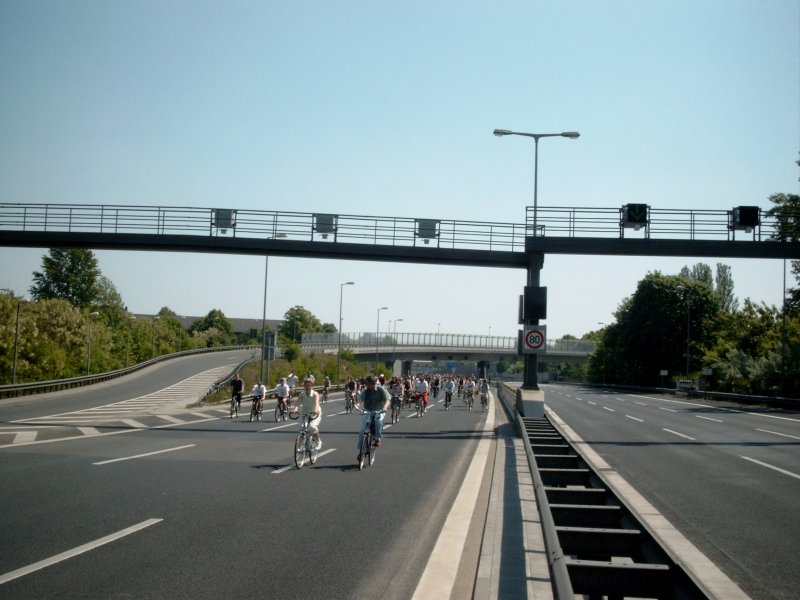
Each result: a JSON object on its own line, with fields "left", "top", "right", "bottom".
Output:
{"left": 251, "top": 381, "right": 267, "bottom": 413}
{"left": 274, "top": 378, "right": 291, "bottom": 414}
{"left": 413, "top": 374, "right": 430, "bottom": 412}
{"left": 286, "top": 372, "right": 299, "bottom": 396}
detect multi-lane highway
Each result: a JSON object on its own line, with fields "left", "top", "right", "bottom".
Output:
{"left": 0, "top": 353, "right": 497, "bottom": 599}
{"left": 542, "top": 383, "right": 800, "bottom": 600}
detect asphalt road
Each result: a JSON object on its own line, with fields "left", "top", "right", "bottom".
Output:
{"left": 542, "top": 383, "right": 800, "bottom": 600}
{"left": 0, "top": 358, "right": 493, "bottom": 599}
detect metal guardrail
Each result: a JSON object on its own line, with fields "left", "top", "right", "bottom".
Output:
{"left": 0, "top": 345, "right": 258, "bottom": 399}
{"left": 496, "top": 383, "right": 708, "bottom": 599}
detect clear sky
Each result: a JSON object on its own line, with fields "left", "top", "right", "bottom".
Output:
{"left": 1, "top": 1, "right": 798, "bottom": 340}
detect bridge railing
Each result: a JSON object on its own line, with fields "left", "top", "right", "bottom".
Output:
{"left": 0, "top": 203, "right": 527, "bottom": 252}
{"left": 301, "top": 332, "right": 596, "bottom": 354}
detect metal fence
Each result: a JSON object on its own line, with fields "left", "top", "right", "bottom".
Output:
{"left": 1, "top": 203, "right": 792, "bottom": 252}
{"left": 301, "top": 332, "right": 596, "bottom": 354}
{"left": 0, "top": 203, "right": 527, "bottom": 252}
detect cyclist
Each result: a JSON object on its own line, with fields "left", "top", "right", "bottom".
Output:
{"left": 305, "top": 371, "right": 316, "bottom": 384}
{"left": 479, "top": 378, "right": 490, "bottom": 407}
{"left": 251, "top": 380, "right": 267, "bottom": 414}
{"left": 355, "top": 375, "right": 391, "bottom": 462}
{"left": 322, "top": 376, "right": 331, "bottom": 402}
{"left": 431, "top": 374, "right": 440, "bottom": 399}
{"left": 230, "top": 372, "right": 245, "bottom": 410}
{"left": 287, "top": 372, "right": 299, "bottom": 397}
{"left": 463, "top": 376, "right": 476, "bottom": 405}
{"left": 345, "top": 376, "right": 358, "bottom": 408}
{"left": 293, "top": 377, "right": 322, "bottom": 450}
{"left": 443, "top": 376, "right": 456, "bottom": 408}
{"left": 413, "top": 374, "right": 430, "bottom": 412}
{"left": 274, "top": 377, "right": 291, "bottom": 415}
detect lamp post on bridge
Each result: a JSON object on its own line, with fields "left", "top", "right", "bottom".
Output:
{"left": 492, "top": 128, "right": 580, "bottom": 236}
{"left": 337, "top": 281, "right": 355, "bottom": 383}
{"left": 493, "top": 128, "right": 579, "bottom": 391}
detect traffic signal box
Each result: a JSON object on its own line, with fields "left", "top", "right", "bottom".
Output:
{"left": 519, "top": 286, "right": 547, "bottom": 324}
{"left": 729, "top": 206, "right": 760, "bottom": 231}
{"left": 621, "top": 203, "right": 649, "bottom": 231}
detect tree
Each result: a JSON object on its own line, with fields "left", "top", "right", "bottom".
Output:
{"left": 30, "top": 249, "right": 101, "bottom": 308}
{"left": 715, "top": 263, "right": 739, "bottom": 313}
{"left": 189, "top": 309, "right": 234, "bottom": 347}
{"left": 766, "top": 193, "right": 800, "bottom": 313}
{"left": 278, "top": 306, "right": 324, "bottom": 343}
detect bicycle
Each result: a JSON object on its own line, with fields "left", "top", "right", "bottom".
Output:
{"left": 414, "top": 392, "right": 425, "bottom": 418}
{"left": 464, "top": 390, "right": 474, "bottom": 411}
{"left": 357, "top": 410, "right": 382, "bottom": 470}
{"left": 391, "top": 394, "right": 402, "bottom": 424}
{"left": 444, "top": 390, "right": 452, "bottom": 411}
{"left": 250, "top": 396, "right": 263, "bottom": 422}
{"left": 321, "top": 387, "right": 329, "bottom": 404}
{"left": 480, "top": 391, "right": 489, "bottom": 411}
{"left": 274, "top": 396, "right": 290, "bottom": 422}
{"left": 345, "top": 389, "right": 355, "bottom": 414}
{"left": 230, "top": 392, "right": 242, "bottom": 419}
{"left": 291, "top": 411, "right": 320, "bottom": 469}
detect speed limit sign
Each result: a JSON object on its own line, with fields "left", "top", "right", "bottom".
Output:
{"left": 522, "top": 326, "right": 547, "bottom": 354}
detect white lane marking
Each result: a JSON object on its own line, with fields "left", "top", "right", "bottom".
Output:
{"left": 756, "top": 428, "right": 800, "bottom": 441}
{"left": 663, "top": 428, "right": 695, "bottom": 441}
{"left": 13, "top": 432, "right": 37, "bottom": 444}
{"left": 78, "top": 427, "right": 101, "bottom": 437}
{"left": 603, "top": 407, "right": 615, "bottom": 412}
{"left": 121, "top": 419, "right": 148, "bottom": 428}
{"left": 154, "top": 415, "right": 185, "bottom": 425}
{"left": 93, "top": 444, "right": 196, "bottom": 466}
{"left": 659, "top": 407, "right": 677, "bottom": 413}
{"left": 0, "top": 518, "right": 162, "bottom": 585}
{"left": 629, "top": 394, "right": 800, "bottom": 423}
{"left": 412, "top": 394, "right": 494, "bottom": 599}
{"left": 634, "top": 401, "right": 648, "bottom": 406}
{"left": 741, "top": 456, "right": 800, "bottom": 481}
{"left": 271, "top": 449, "right": 337, "bottom": 473}
{"left": 626, "top": 415, "right": 644, "bottom": 422}
{"left": 587, "top": 401, "right": 597, "bottom": 406}
{"left": 695, "top": 415, "right": 723, "bottom": 423}
{"left": 259, "top": 422, "right": 295, "bottom": 432}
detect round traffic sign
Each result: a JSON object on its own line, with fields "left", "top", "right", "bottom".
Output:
{"left": 525, "top": 328, "right": 545, "bottom": 350}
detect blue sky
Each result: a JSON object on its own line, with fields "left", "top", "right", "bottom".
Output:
{"left": 1, "top": 1, "right": 797, "bottom": 340}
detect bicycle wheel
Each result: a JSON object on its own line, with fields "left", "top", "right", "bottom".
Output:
{"left": 294, "top": 433, "right": 307, "bottom": 469}
{"left": 250, "top": 404, "right": 256, "bottom": 422}
{"left": 309, "top": 437, "right": 319, "bottom": 464}
{"left": 230, "top": 400, "right": 236, "bottom": 419}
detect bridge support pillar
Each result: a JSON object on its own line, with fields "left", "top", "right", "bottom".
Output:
{"left": 522, "top": 252, "right": 545, "bottom": 390}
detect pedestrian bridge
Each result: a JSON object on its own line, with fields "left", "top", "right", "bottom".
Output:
{"left": 300, "top": 332, "right": 596, "bottom": 363}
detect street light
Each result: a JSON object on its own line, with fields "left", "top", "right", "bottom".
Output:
{"left": 392, "top": 318, "right": 404, "bottom": 371}
{"left": 12, "top": 298, "right": 29, "bottom": 384}
{"left": 375, "top": 306, "right": 388, "bottom": 371}
{"left": 337, "top": 281, "right": 355, "bottom": 382}
{"left": 87, "top": 311, "right": 100, "bottom": 375}
{"left": 126, "top": 315, "right": 136, "bottom": 367}
{"left": 493, "top": 129, "right": 580, "bottom": 236}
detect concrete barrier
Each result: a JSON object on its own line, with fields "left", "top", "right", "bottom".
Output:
{"left": 516, "top": 387, "right": 545, "bottom": 418}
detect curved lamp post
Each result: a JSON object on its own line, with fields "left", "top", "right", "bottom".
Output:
{"left": 493, "top": 129, "right": 580, "bottom": 236}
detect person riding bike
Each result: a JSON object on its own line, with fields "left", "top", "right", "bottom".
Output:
{"left": 443, "top": 377, "right": 456, "bottom": 407}
{"left": 274, "top": 377, "right": 291, "bottom": 415}
{"left": 251, "top": 380, "right": 267, "bottom": 414}
{"left": 413, "top": 374, "right": 430, "bottom": 413}
{"left": 292, "top": 377, "right": 322, "bottom": 450}
{"left": 355, "top": 375, "right": 391, "bottom": 462}
{"left": 479, "top": 378, "right": 490, "bottom": 407}
{"left": 230, "top": 372, "right": 245, "bottom": 410}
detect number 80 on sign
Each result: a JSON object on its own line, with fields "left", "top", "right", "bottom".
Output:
{"left": 522, "top": 327, "right": 547, "bottom": 354}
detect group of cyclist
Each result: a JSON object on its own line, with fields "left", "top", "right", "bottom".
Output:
{"left": 230, "top": 370, "right": 490, "bottom": 465}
